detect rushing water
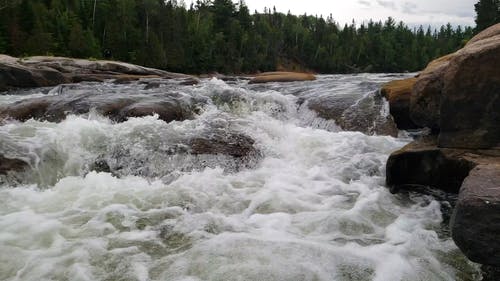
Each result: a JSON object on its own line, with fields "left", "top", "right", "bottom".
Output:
{"left": 0, "top": 75, "right": 480, "bottom": 281}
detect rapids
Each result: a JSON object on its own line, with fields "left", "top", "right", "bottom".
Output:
{"left": 0, "top": 75, "right": 480, "bottom": 281}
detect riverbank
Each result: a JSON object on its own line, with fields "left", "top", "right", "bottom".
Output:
{"left": 382, "top": 23, "right": 500, "bottom": 279}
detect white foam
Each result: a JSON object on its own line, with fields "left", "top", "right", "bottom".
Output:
{"left": 0, "top": 75, "right": 480, "bottom": 280}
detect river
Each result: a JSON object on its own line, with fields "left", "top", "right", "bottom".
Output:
{"left": 0, "top": 74, "right": 481, "bottom": 281}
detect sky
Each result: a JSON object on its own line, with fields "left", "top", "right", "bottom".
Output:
{"left": 187, "top": 0, "right": 478, "bottom": 28}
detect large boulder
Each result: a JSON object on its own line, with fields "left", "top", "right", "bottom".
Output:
{"left": 381, "top": 77, "right": 418, "bottom": 129}
{"left": 450, "top": 164, "right": 500, "bottom": 265}
{"left": 409, "top": 53, "right": 455, "bottom": 131}
{"left": 249, "top": 72, "right": 316, "bottom": 84}
{"left": 438, "top": 28, "right": 500, "bottom": 149}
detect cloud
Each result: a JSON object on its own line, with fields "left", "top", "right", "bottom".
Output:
{"left": 402, "top": 2, "right": 418, "bottom": 14}
{"left": 358, "top": 0, "right": 371, "bottom": 7}
{"left": 377, "top": 0, "right": 397, "bottom": 10}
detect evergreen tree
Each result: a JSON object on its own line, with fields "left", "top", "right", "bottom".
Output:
{"left": 474, "top": 0, "right": 500, "bottom": 32}
{"left": 0, "top": 0, "right": 477, "bottom": 74}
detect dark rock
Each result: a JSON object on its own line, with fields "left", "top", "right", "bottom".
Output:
{"left": 0, "top": 155, "right": 29, "bottom": 175}
{"left": 439, "top": 31, "right": 500, "bottom": 149}
{"left": 381, "top": 77, "right": 419, "bottom": 129}
{"left": 0, "top": 90, "right": 206, "bottom": 123}
{"left": 386, "top": 136, "right": 493, "bottom": 193}
{"left": 307, "top": 91, "right": 398, "bottom": 137}
{"left": 481, "top": 265, "right": 500, "bottom": 281}
{"left": 307, "top": 94, "right": 358, "bottom": 122}
{"left": 0, "top": 62, "right": 70, "bottom": 90}
{"left": 450, "top": 164, "right": 500, "bottom": 265}
{"left": 179, "top": 78, "right": 200, "bottom": 86}
{"left": 88, "top": 159, "right": 111, "bottom": 173}
{"left": 189, "top": 134, "right": 256, "bottom": 158}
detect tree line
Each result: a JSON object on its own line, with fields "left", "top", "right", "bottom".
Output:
{"left": 0, "top": 0, "right": 494, "bottom": 74}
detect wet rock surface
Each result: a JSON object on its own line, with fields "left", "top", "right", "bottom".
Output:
{"left": 91, "top": 132, "right": 260, "bottom": 181}
{"left": 0, "top": 55, "right": 191, "bottom": 91}
{"left": 451, "top": 164, "right": 500, "bottom": 265}
{"left": 0, "top": 154, "right": 29, "bottom": 175}
{"left": 249, "top": 72, "right": 316, "bottom": 84}
{"left": 384, "top": 23, "right": 500, "bottom": 270}
{"left": 0, "top": 85, "right": 207, "bottom": 123}
{"left": 307, "top": 91, "right": 398, "bottom": 137}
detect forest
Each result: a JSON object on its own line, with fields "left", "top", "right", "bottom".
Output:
{"left": 0, "top": 0, "right": 498, "bottom": 74}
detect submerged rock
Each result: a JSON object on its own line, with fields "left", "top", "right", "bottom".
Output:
{"left": 93, "top": 132, "right": 260, "bottom": 179}
{"left": 307, "top": 91, "right": 398, "bottom": 137}
{"left": 451, "top": 164, "right": 500, "bottom": 265}
{"left": 249, "top": 72, "right": 316, "bottom": 84}
{"left": 381, "top": 77, "right": 418, "bottom": 130}
{"left": 189, "top": 134, "right": 256, "bottom": 158}
{"left": 0, "top": 155, "right": 29, "bottom": 175}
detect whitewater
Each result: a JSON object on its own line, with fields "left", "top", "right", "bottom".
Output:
{"left": 0, "top": 75, "right": 480, "bottom": 281}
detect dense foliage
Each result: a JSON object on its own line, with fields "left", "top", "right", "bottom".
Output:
{"left": 0, "top": 0, "right": 476, "bottom": 73}
{"left": 474, "top": 0, "right": 500, "bottom": 32}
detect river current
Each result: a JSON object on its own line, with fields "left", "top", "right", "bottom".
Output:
{"left": 0, "top": 75, "right": 480, "bottom": 281}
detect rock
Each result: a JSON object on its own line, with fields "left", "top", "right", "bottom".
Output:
{"left": 306, "top": 94, "right": 358, "bottom": 122}
{"left": 409, "top": 53, "right": 455, "bottom": 131}
{"left": 307, "top": 91, "right": 399, "bottom": 137}
{"left": 381, "top": 77, "right": 418, "bottom": 129}
{"left": 189, "top": 134, "right": 256, "bottom": 158}
{"left": 466, "top": 23, "right": 500, "bottom": 45}
{"left": 0, "top": 90, "right": 206, "bottom": 123}
{"left": 481, "top": 265, "right": 500, "bottom": 281}
{"left": 450, "top": 164, "right": 500, "bottom": 265}
{"left": 249, "top": 72, "right": 316, "bottom": 84}
{"left": 179, "top": 77, "right": 200, "bottom": 86}
{"left": 439, "top": 27, "right": 500, "bottom": 149}
{"left": 95, "top": 132, "right": 259, "bottom": 179}
{"left": 0, "top": 55, "right": 192, "bottom": 90}
{"left": 112, "top": 75, "right": 161, "bottom": 84}
{"left": 385, "top": 136, "right": 499, "bottom": 193}
{"left": 0, "top": 155, "right": 29, "bottom": 175}
{"left": 0, "top": 62, "right": 70, "bottom": 91}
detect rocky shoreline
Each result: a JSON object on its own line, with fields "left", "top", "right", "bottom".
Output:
{"left": 382, "top": 23, "right": 500, "bottom": 278}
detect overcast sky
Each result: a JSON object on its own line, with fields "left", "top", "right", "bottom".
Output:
{"left": 188, "top": 0, "right": 477, "bottom": 28}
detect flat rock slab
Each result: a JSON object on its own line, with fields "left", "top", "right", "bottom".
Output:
{"left": 0, "top": 55, "right": 192, "bottom": 91}
{"left": 249, "top": 72, "right": 316, "bottom": 84}
{"left": 451, "top": 164, "right": 500, "bottom": 265}
{"left": 0, "top": 88, "right": 208, "bottom": 123}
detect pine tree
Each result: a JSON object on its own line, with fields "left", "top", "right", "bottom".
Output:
{"left": 474, "top": 0, "right": 500, "bottom": 32}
